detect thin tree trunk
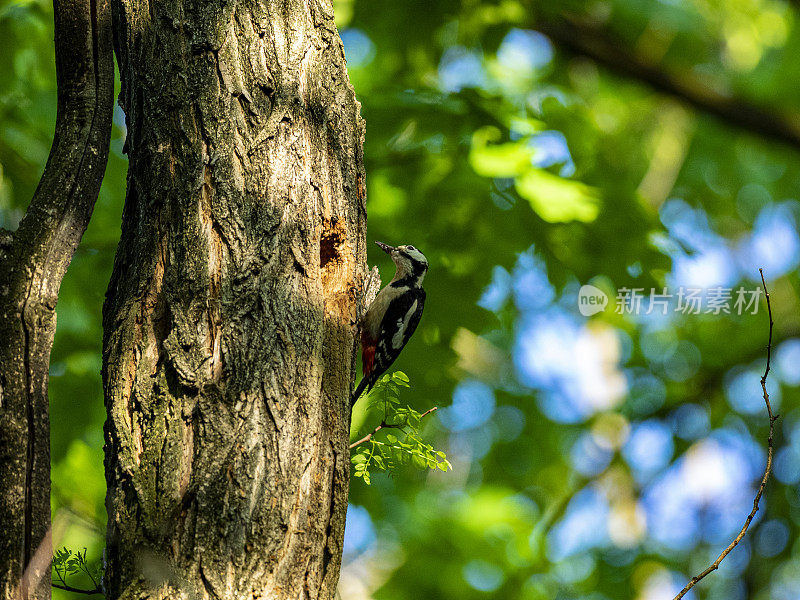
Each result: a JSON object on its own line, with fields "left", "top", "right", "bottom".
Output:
{"left": 102, "top": 1, "right": 366, "bottom": 598}
{"left": 0, "top": 0, "right": 114, "bottom": 598}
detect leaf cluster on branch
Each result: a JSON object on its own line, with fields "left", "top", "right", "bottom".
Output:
{"left": 51, "top": 547, "right": 102, "bottom": 596}
{"left": 350, "top": 372, "right": 451, "bottom": 485}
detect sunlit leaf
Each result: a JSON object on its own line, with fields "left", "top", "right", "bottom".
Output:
{"left": 469, "top": 126, "right": 532, "bottom": 178}
{"left": 515, "top": 168, "right": 600, "bottom": 223}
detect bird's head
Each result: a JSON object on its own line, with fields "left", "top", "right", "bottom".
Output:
{"left": 376, "top": 241, "right": 428, "bottom": 285}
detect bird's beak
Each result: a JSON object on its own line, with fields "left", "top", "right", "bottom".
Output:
{"left": 375, "top": 241, "right": 395, "bottom": 255}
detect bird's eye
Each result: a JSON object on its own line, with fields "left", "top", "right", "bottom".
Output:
{"left": 407, "top": 245, "right": 415, "bottom": 251}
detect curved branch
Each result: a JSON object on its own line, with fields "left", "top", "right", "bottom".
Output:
{"left": 51, "top": 583, "right": 103, "bottom": 596}
{"left": 672, "top": 269, "right": 778, "bottom": 599}
{"left": 537, "top": 17, "right": 800, "bottom": 150}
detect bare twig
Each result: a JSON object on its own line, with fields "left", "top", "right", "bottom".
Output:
{"left": 80, "top": 556, "right": 100, "bottom": 589}
{"left": 349, "top": 407, "right": 438, "bottom": 450}
{"left": 672, "top": 269, "right": 778, "bottom": 600}
{"left": 53, "top": 561, "right": 67, "bottom": 589}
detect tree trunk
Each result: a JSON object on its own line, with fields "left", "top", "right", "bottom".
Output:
{"left": 0, "top": 0, "right": 114, "bottom": 598}
{"left": 102, "top": 1, "right": 366, "bottom": 598}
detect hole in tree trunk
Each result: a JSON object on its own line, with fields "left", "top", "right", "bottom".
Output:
{"left": 320, "top": 218, "right": 345, "bottom": 269}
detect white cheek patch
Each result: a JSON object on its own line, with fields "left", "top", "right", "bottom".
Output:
{"left": 392, "top": 300, "right": 418, "bottom": 349}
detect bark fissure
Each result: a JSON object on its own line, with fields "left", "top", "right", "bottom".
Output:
{"left": 22, "top": 313, "right": 35, "bottom": 570}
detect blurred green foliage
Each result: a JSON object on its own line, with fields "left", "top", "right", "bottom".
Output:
{"left": 3, "top": 0, "right": 800, "bottom": 598}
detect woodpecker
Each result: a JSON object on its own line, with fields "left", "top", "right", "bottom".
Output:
{"left": 352, "top": 241, "right": 427, "bottom": 404}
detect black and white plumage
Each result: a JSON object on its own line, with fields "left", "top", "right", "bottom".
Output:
{"left": 351, "top": 241, "right": 427, "bottom": 405}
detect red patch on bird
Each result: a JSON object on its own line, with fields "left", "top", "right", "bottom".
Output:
{"left": 362, "top": 331, "right": 377, "bottom": 376}
{"left": 362, "top": 345, "right": 376, "bottom": 376}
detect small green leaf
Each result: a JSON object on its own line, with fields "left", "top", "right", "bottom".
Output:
{"left": 392, "top": 372, "right": 411, "bottom": 387}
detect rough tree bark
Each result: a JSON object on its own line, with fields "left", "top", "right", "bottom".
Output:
{"left": 0, "top": 0, "right": 114, "bottom": 598}
{"left": 102, "top": 0, "right": 366, "bottom": 598}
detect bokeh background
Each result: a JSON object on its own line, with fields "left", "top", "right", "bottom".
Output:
{"left": 2, "top": 0, "right": 800, "bottom": 598}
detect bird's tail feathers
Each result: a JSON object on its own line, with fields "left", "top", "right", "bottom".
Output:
{"left": 351, "top": 376, "right": 372, "bottom": 406}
